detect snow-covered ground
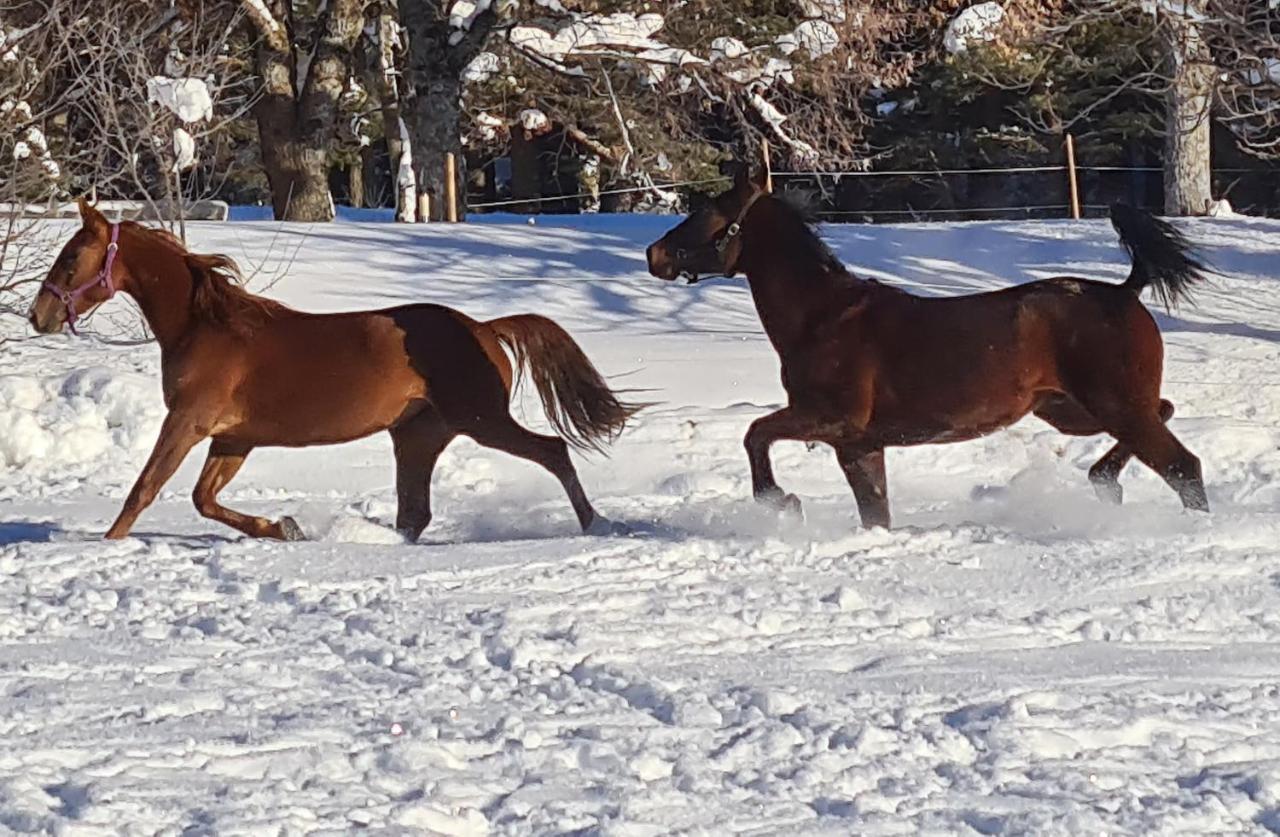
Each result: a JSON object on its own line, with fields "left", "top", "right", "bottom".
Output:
{"left": 3, "top": 212, "right": 1280, "bottom": 834}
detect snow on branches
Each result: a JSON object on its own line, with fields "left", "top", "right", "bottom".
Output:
{"left": 147, "top": 76, "right": 214, "bottom": 171}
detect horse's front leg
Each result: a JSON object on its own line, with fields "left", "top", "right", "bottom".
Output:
{"left": 743, "top": 407, "right": 829, "bottom": 515}
{"left": 105, "top": 410, "right": 208, "bottom": 539}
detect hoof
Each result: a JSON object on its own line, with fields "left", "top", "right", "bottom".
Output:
{"left": 758, "top": 489, "right": 803, "bottom": 519}
{"left": 396, "top": 527, "right": 423, "bottom": 544}
{"left": 1091, "top": 480, "right": 1123, "bottom": 506}
{"left": 278, "top": 516, "right": 306, "bottom": 541}
{"left": 585, "top": 515, "right": 631, "bottom": 537}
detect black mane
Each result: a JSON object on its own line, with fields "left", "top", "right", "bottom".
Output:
{"left": 767, "top": 191, "right": 850, "bottom": 278}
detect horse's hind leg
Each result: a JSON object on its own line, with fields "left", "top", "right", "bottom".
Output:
{"left": 1034, "top": 396, "right": 1175, "bottom": 506}
{"left": 1087, "top": 400, "right": 1175, "bottom": 505}
{"left": 465, "top": 416, "right": 619, "bottom": 534}
{"left": 390, "top": 411, "right": 455, "bottom": 542}
{"left": 1111, "top": 415, "right": 1207, "bottom": 511}
{"left": 836, "top": 446, "right": 890, "bottom": 529}
{"left": 193, "top": 440, "right": 302, "bottom": 540}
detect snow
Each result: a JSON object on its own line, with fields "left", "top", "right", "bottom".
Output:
{"left": 4, "top": 212, "right": 1280, "bottom": 832}
{"left": 1208, "top": 198, "right": 1239, "bottom": 218}
{"left": 1244, "top": 57, "right": 1280, "bottom": 87}
{"left": 1, "top": 99, "right": 32, "bottom": 122}
{"left": 394, "top": 117, "right": 416, "bottom": 223}
{"left": 172, "top": 128, "right": 197, "bottom": 171}
{"left": 944, "top": 1, "right": 1006, "bottom": 54}
{"left": 709, "top": 36, "right": 748, "bottom": 62}
{"left": 474, "top": 111, "right": 506, "bottom": 142}
{"left": 797, "top": 0, "right": 847, "bottom": 22}
{"left": 1141, "top": 0, "right": 1209, "bottom": 21}
{"left": 788, "top": 19, "right": 840, "bottom": 59}
{"left": 146, "top": 76, "right": 214, "bottom": 124}
{"left": 508, "top": 12, "right": 683, "bottom": 67}
{"left": 4, "top": 115, "right": 60, "bottom": 180}
{"left": 517, "top": 107, "right": 549, "bottom": 132}
{"left": 462, "top": 51, "right": 500, "bottom": 83}
{"left": 749, "top": 91, "right": 819, "bottom": 162}
{"left": 449, "top": 0, "right": 494, "bottom": 39}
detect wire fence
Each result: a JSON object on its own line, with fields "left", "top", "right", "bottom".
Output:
{"left": 468, "top": 162, "right": 1280, "bottom": 222}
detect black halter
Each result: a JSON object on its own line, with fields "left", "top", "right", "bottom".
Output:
{"left": 678, "top": 189, "right": 767, "bottom": 284}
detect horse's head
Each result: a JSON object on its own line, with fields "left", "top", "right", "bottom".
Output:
{"left": 646, "top": 164, "right": 768, "bottom": 283}
{"left": 29, "top": 198, "right": 123, "bottom": 334}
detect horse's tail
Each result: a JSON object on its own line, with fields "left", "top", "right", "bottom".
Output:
{"left": 1110, "top": 203, "right": 1210, "bottom": 309}
{"left": 486, "top": 314, "right": 645, "bottom": 453}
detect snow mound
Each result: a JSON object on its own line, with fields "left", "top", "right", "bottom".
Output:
{"left": 0, "top": 367, "right": 163, "bottom": 479}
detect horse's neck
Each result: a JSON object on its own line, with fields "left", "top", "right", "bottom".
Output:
{"left": 119, "top": 229, "right": 196, "bottom": 353}
{"left": 744, "top": 252, "right": 857, "bottom": 355}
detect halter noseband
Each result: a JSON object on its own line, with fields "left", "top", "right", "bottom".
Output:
{"left": 41, "top": 223, "right": 120, "bottom": 335}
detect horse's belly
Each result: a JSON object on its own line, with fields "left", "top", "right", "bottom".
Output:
{"left": 224, "top": 368, "right": 427, "bottom": 447}
{"left": 872, "top": 387, "right": 1038, "bottom": 446}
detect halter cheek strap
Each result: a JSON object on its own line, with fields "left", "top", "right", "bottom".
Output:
{"left": 41, "top": 223, "right": 120, "bottom": 335}
{"left": 715, "top": 188, "right": 766, "bottom": 260}
{"left": 680, "top": 189, "right": 767, "bottom": 283}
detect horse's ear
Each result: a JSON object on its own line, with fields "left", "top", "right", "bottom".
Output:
{"left": 750, "top": 162, "right": 770, "bottom": 193}
{"left": 726, "top": 160, "right": 750, "bottom": 192}
{"left": 78, "top": 196, "right": 107, "bottom": 233}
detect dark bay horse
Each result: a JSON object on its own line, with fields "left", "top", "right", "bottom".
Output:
{"left": 646, "top": 168, "right": 1211, "bottom": 529}
{"left": 29, "top": 200, "right": 639, "bottom": 541}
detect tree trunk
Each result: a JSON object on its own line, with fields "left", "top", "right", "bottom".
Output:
{"left": 259, "top": 138, "right": 336, "bottom": 220}
{"left": 375, "top": 1, "right": 417, "bottom": 221}
{"left": 349, "top": 161, "right": 365, "bottom": 208}
{"left": 399, "top": 0, "right": 496, "bottom": 221}
{"left": 406, "top": 77, "right": 466, "bottom": 221}
{"left": 1162, "top": 2, "right": 1214, "bottom": 216}
{"left": 510, "top": 127, "right": 541, "bottom": 214}
{"left": 250, "top": 0, "right": 361, "bottom": 222}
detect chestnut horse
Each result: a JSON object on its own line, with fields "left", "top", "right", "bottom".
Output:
{"left": 29, "top": 200, "right": 639, "bottom": 541}
{"left": 646, "top": 168, "right": 1210, "bottom": 529}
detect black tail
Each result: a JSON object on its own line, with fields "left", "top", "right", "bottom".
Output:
{"left": 1110, "top": 203, "right": 1210, "bottom": 310}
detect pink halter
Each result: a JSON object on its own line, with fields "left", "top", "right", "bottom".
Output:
{"left": 42, "top": 223, "right": 119, "bottom": 335}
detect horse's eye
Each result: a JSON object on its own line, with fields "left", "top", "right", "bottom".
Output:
{"left": 675, "top": 249, "right": 687, "bottom": 260}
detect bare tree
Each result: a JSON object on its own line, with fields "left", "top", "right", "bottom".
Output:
{"left": 416, "top": 1, "right": 957, "bottom": 216}
{"left": 969, "top": 0, "right": 1231, "bottom": 215}
{"left": 1212, "top": 0, "right": 1280, "bottom": 161}
{"left": 2, "top": 0, "right": 249, "bottom": 341}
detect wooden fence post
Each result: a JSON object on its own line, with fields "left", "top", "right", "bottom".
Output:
{"left": 444, "top": 152, "right": 459, "bottom": 222}
{"left": 1065, "top": 134, "right": 1082, "bottom": 220}
{"left": 416, "top": 193, "right": 429, "bottom": 223}
{"left": 760, "top": 139, "right": 773, "bottom": 193}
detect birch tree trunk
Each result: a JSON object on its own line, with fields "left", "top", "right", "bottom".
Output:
{"left": 1161, "top": 0, "right": 1214, "bottom": 216}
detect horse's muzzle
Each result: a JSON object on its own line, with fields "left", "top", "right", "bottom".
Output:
{"left": 646, "top": 242, "right": 678, "bottom": 281}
